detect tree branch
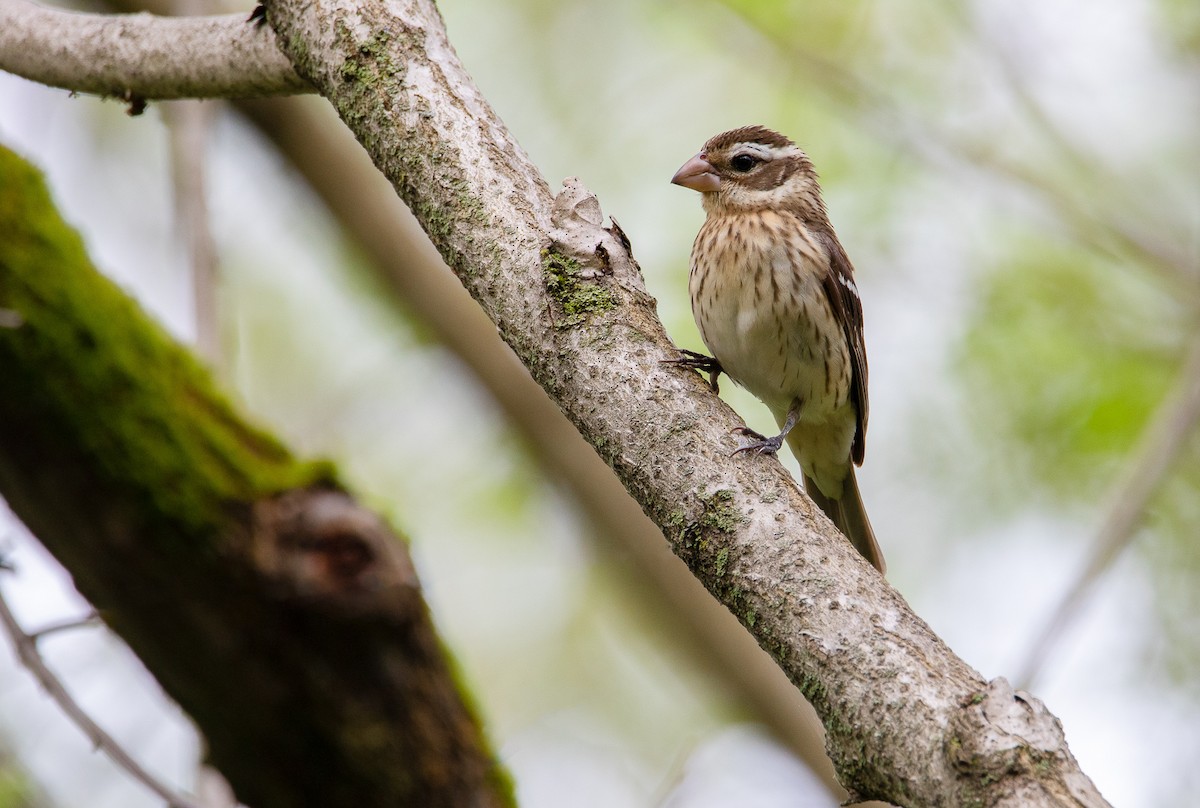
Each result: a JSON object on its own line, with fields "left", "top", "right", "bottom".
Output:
{"left": 0, "top": 589, "right": 199, "bottom": 808}
{"left": 0, "top": 0, "right": 309, "bottom": 99}
{"left": 0, "top": 144, "right": 512, "bottom": 808}
{"left": 228, "top": 95, "right": 846, "bottom": 796}
{"left": 164, "top": 97, "right": 220, "bottom": 360}
{"left": 259, "top": 0, "right": 1110, "bottom": 804}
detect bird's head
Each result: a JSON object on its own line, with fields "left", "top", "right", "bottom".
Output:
{"left": 670, "top": 125, "right": 824, "bottom": 218}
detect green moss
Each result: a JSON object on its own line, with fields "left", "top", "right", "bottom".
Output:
{"left": 542, "top": 249, "right": 617, "bottom": 327}
{"left": 332, "top": 24, "right": 407, "bottom": 162}
{"left": 798, "top": 672, "right": 828, "bottom": 707}
{"left": 0, "top": 145, "right": 333, "bottom": 539}
{"left": 335, "top": 26, "right": 400, "bottom": 92}
{"left": 675, "top": 489, "right": 740, "bottom": 553}
{"left": 714, "top": 546, "right": 730, "bottom": 576}
{"left": 696, "top": 488, "right": 741, "bottom": 533}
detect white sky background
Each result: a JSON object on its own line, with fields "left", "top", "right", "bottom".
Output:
{"left": 0, "top": 0, "right": 1197, "bottom": 805}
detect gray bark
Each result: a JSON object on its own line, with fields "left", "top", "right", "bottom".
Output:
{"left": 0, "top": 0, "right": 307, "bottom": 99}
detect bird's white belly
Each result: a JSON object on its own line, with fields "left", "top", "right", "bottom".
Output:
{"left": 691, "top": 242, "right": 849, "bottom": 423}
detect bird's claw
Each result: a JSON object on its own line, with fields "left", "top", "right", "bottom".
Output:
{"left": 731, "top": 427, "right": 783, "bottom": 456}
{"left": 663, "top": 349, "right": 722, "bottom": 392}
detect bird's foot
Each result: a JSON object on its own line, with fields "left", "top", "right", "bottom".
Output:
{"left": 663, "top": 349, "right": 722, "bottom": 392}
{"left": 731, "top": 427, "right": 784, "bottom": 457}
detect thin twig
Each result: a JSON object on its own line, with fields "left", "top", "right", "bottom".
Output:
{"left": 1017, "top": 335, "right": 1200, "bottom": 689}
{"left": 0, "top": 585, "right": 200, "bottom": 808}
{"left": 164, "top": 0, "right": 221, "bottom": 366}
{"left": 165, "top": 99, "right": 220, "bottom": 364}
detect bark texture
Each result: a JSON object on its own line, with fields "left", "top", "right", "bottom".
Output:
{"left": 0, "top": 0, "right": 309, "bottom": 99}
{"left": 259, "top": 0, "right": 1110, "bottom": 805}
{"left": 0, "top": 144, "right": 513, "bottom": 808}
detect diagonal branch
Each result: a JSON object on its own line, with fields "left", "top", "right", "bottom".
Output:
{"left": 227, "top": 95, "right": 846, "bottom": 797}
{"left": 0, "top": 144, "right": 513, "bottom": 808}
{"left": 0, "top": 586, "right": 199, "bottom": 808}
{"left": 259, "top": 0, "right": 1110, "bottom": 804}
{"left": 0, "top": 0, "right": 309, "bottom": 99}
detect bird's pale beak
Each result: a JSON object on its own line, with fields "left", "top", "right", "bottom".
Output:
{"left": 671, "top": 154, "right": 720, "bottom": 193}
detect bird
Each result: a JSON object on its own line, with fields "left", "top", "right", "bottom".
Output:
{"left": 669, "top": 125, "right": 885, "bottom": 573}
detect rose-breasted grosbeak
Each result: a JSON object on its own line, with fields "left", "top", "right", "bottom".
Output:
{"left": 670, "top": 125, "right": 884, "bottom": 573}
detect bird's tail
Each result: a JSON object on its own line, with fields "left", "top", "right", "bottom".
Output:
{"left": 803, "top": 469, "right": 886, "bottom": 575}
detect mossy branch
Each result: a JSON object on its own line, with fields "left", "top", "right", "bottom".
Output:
{"left": 0, "top": 144, "right": 513, "bottom": 808}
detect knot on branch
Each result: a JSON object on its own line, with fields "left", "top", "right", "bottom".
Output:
{"left": 947, "top": 677, "right": 1096, "bottom": 804}
{"left": 546, "top": 178, "right": 652, "bottom": 311}
{"left": 251, "top": 487, "right": 420, "bottom": 617}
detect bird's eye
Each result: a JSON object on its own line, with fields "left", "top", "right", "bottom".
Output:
{"left": 730, "top": 154, "right": 759, "bottom": 172}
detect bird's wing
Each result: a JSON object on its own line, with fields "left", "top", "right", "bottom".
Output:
{"left": 815, "top": 229, "right": 869, "bottom": 466}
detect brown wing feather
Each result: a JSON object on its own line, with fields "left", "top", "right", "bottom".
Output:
{"left": 814, "top": 229, "right": 869, "bottom": 466}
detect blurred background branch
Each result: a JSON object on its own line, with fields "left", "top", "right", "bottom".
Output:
{"left": 163, "top": 0, "right": 221, "bottom": 363}
{"left": 0, "top": 586, "right": 198, "bottom": 808}
{"left": 1018, "top": 334, "right": 1200, "bottom": 689}
{"left": 164, "top": 95, "right": 220, "bottom": 363}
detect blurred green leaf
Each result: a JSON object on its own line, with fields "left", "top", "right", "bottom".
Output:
{"left": 959, "top": 237, "right": 1187, "bottom": 502}
{"left": 0, "top": 767, "right": 33, "bottom": 808}
{"left": 1155, "top": 0, "right": 1200, "bottom": 55}
{"left": 960, "top": 233, "right": 1200, "bottom": 688}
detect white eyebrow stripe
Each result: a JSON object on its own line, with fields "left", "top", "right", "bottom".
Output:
{"left": 732, "top": 142, "right": 803, "bottom": 161}
{"left": 736, "top": 143, "right": 775, "bottom": 159}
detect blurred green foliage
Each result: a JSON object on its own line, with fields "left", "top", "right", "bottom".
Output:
{"left": 1157, "top": 0, "right": 1200, "bottom": 54}
{"left": 0, "top": 766, "right": 33, "bottom": 808}
{"left": 959, "top": 231, "right": 1200, "bottom": 685}
{"left": 959, "top": 239, "right": 1185, "bottom": 502}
